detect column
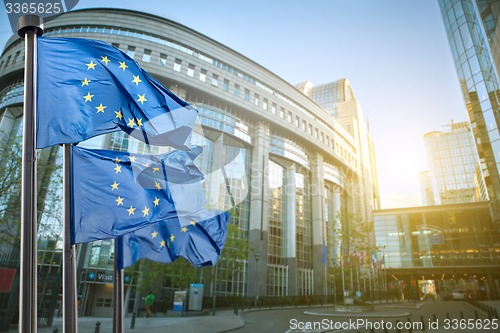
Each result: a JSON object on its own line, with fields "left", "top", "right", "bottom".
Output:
{"left": 311, "top": 153, "right": 326, "bottom": 296}
{"left": 207, "top": 133, "right": 224, "bottom": 208}
{"left": 332, "top": 185, "right": 342, "bottom": 267}
{"left": 248, "top": 122, "right": 270, "bottom": 298}
{"left": 285, "top": 164, "right": 297, "bottom": 296}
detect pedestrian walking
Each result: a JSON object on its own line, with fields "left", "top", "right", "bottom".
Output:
{"left": 145, "top": 290, "right": 155, "bottom": 318}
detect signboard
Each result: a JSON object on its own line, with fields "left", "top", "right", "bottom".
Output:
{"left": 188, "top": 284, "right": 204, "bottom": 311}
{"left": 173, "top": 290, "right": 187, "bottom": 312}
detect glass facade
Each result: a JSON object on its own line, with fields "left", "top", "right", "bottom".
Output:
{"left": 422, "top": 121, "right": 486, "bottom": 204}
{"left": 439, "top": 0, "right": 500, "bottom": 218}
{"left": 374, "top": 204, "right": 500, "bottom": 269}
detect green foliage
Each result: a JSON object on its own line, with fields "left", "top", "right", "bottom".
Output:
{"left": 0, "top": 132, "right": 62, "bottom": 253}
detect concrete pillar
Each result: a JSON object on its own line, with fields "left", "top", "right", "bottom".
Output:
{"left": 311, "top": 153, "right": 326, "bottom": 296}
{"left": 248, "top": 122, "right": 269, "bottom": 297}
{"left": 285, "top": 164, "right": 297, "bottom": 296}
{"left": 331, "top": 185, "right": 342, "bottom": 267}
{"left": 207, "top": 133, "right": 224, "bottom": 208}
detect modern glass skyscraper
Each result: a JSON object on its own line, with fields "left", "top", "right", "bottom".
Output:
{"left": 420, "top": 120, "right": 487, "bottom": 205}
{"left": 439, "top": 0, "right": 500, "bottom": 221}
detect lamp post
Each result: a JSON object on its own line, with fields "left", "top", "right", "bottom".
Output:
{"left": 254, "top": 254, "right": 260, "bottom": 308}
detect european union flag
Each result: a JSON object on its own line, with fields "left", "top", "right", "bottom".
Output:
{"left": 37, "top": 37, "right": 198, "bottom": 149}
{"left": 71, "top": 145, "right": 205, "bottom": 244}
{"left": 117, "top": 210, "right": 230, "bottom": 269}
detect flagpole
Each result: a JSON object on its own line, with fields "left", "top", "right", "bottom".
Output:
{"left": 113, "top": 238, "right": 124, "bottom": 333}
{"left": 17, "top": 15, "right": 43, "bottom": 333}
{"left": 63, "top": 144, "right": 78, "bottom": 333}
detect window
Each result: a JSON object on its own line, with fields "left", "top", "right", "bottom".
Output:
{"left": 244, "top": 89, "right": 250, "bottom": 101}
{"left": 158, "top": 53, "right": 167, "bottom": 67}
{"left": 211, "top": 74, "right": 219, "bottom": 86}
{"left": 295, "top": 116, "right": 299, "bottom": 127}
{"left": 187, "top": 64, "right": 195, "bottom": 77}
{"left": 234, "top": 84, "right": 240, "bottom": 96}
{"left": 173, "top": 58, "right": 182, "bottom": 72}
{"left": 254, "top": 94, "right": 259, "bottom": 106}
{"left": 142, "top": 49, "right": 151, "bottom": 62}
{"left": 271, "top": 103, "right": 277, "bottom": 114}
{"left": 222, "top": 79, "right": 229, "bottom": 91}
{"left": 263, "top": 99, "right": 268, "bottom": 110}
{"left": 287, "top": 112, "right": 292, "bottom": 123}
{"left": 279, "top": 108, "right": 284, "bottom": 118}
{"left": 111, "top": 42, "right": 120, "bottom": 49}
{"left": 127, "top": 46, "right": 136, "bottom": 59}
{"left": 200, "top": 69, "right": 207, "bottom": 82}
{"left": 301, "top": 120, "right": 306, "bottom": 131}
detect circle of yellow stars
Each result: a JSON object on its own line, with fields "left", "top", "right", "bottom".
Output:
{"left": 109, "top": 152, "right": 192, "bottom": 249}
{"left": 149, "top": 221, "right": 196, "bottom": 249}
{"left": 82, "top": 55, "right": 147, "bottom": 129}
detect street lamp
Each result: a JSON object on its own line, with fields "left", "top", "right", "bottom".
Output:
{"left": 254, "top": 254, "right": 260, "bottom": 308}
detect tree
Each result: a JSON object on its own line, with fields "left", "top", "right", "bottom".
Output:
{"left": 0, "top": 133, "right": 22, "bottom": 253}
{"left": 327, "top": 211, "right": 383, "bottom": 302}
{"left": 0, "top": 133, "right": 62, "bottom": 255}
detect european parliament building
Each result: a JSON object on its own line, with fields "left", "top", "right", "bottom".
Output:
{"left": 0, "top": 8, "right": 379, "bottom": 321}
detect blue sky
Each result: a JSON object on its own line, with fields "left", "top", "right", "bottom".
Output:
{"left": 0, "top": 0, "right": 467, "bottom": 208}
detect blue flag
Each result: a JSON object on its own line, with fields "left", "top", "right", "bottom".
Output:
{"left": 71, "top": 145, "right": 205, "bottom": 244}
{"left": 117, "top": 210, "right": 230, "bottom": 269}
{"left": 37, "top": 37, "right": 198, "bottom": 149}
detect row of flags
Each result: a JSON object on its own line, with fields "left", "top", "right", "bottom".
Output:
{"left": 36, "top": 36, "right": 230, "bottom": 268}
{"left": 337, "top": 251, "right": 385, "bottom": 269}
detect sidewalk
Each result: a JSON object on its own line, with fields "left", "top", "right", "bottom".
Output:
{"left": 9, "top": 310, "right": 245, "bottom": 333}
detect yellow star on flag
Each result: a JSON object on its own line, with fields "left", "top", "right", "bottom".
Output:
{"left": 153, "top": 197, "right": 160, "bottom": 206}
{"left": 86, "top": 60, "right": 97, "bottom": 70}
{"left": 111, "top": 181, "right": 119, "bottom": 190}
{"left": 153, "top": 167, "right": 159, "bottom": 173}
{"left": 119, "top": 61, "right": 128, "bottom": 70}
{"left": 137, "top": 118, "right": 143, "bottom": 127}
{"left": 115, "top": 110, "right": 123, "bottom": 120}
{"left": 127, "top": 206, "right": 136, "bottom": 215}
{"left": 137, "top": 94, "right": 147, "bottom": 105}
{"left": 101, "top": 56, "right": 110, "bottom": 65}
{"left": 154, "top": 181, "right": 161, "bottom": 190}
{"left": 114, "top": 164, "right": 122, "bottom": 174}
{"left": 83, "top": 92, "right": 94, "bottom": 103}
{"left": 151, "top": 231, "right": 158, "bottom": 238}
{"left": 160, "top": 240, "right": 166, "bottom": 247}
{"left": 81, "top": 78, "right": 91, "bottom": 86}
{"left": 190, "top": 220, "right": 197, "bottom": 226}
{"left": 142, "top": 207, "right": 150, "bottom": 216}
{"left": 114, "top": 157, "right": 121, "bottom": 163}
{"left": 181, "top": 226, "right": 188, "bottom": 233}
{"left": 95, "top": 103, "right": 107, "bottom": 113}
{"left": 115, "top": 196, "right": 124, "bottom": 206}
{"left": 132, "top": 75, "right": 142, "bottom": 86}
{"left": 170, "top": 234, "right": 175, "bottom": 242}
{"left": 127, "top": 118, "right": 136, "bottom": 127}
{"left": 129, "top": 155, "right": 137, "bottom": 163}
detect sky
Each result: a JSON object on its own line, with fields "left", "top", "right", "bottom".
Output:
{"left": 0, "top": 0, "right": 467, "bottom": 209}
